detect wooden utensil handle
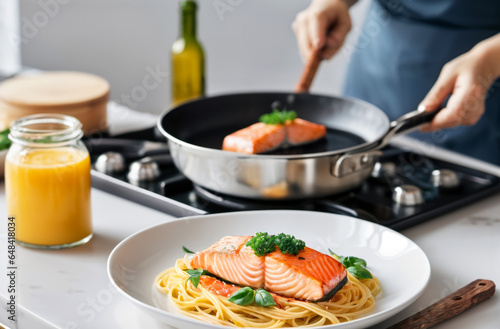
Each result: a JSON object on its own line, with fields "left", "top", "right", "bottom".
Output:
{"left": 387, "top": 279, "right": 495, "bottom": 329}
{"left": 295, "top": 48, "right": 322, "bottom": 93}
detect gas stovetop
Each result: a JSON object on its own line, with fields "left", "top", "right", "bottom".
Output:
{"left": 88, "top": 128, "right": 500, "bottom": 231}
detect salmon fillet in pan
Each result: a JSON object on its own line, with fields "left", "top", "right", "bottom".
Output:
{"left": 222, "top": 119, "right": 326, "bottom": 154}
{"left": 222, "top": 123, "right": 286, "bottom": 154}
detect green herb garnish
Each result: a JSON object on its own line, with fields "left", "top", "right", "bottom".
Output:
{"left": 0, "top": 129, "right": 11, "bottom": 150}
{"left": 259, "top": 109, "right": 297, "bottom": 125}
{"left": 227, "top": 287, "right": 276, "bottom": 307}
{"left": 184, "top": 268, "right": 209, "bottom": 288}
{"left": 342, "top": 256, "right": 367, "bottom": 268}
{"left": 328, "top": 249, "right": 345, "bottom": 263}
{"left": 182, "top": 246, "right": 195, "bottom": 254}
{"left": 347, "top": 266, "right": 373, "bottom": 279}
{"left": 255, "top": 288, "right": 276, "bottom": 307}
{"left": 245, "top": 232, "right": 278, "bottom": 257}
{"left": 273, "top": 233, "right": 306, "bottom": 256}
{"left": 329, "top": 250, "right": 373, "bottom": 280}
{"left": 227, "top": 287, "right": 255, "bottom": 306}
{"left": 245, "top": 232, "right": 306, "bottom": 257}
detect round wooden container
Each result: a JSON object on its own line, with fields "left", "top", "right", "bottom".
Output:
{"left": 0, "top": 71, "right": 109, "bottom": 134}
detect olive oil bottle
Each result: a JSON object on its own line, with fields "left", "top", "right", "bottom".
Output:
{"left": 171, "top": 0, "right": 205, "bottom": 106}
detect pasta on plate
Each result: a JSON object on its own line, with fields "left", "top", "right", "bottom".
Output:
{"left": 155, "top": 257, "right": 381, "bottom": 328}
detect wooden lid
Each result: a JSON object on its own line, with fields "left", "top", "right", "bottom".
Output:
{"left": 0, "top": 71, "right": 110, "bottom": 109}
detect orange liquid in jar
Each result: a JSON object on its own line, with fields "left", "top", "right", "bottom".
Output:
{"left": 5, "top": 148, "right": 92, "bottom": 246}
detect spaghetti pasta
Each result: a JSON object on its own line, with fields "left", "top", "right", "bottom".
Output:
{"left": 155, "top": 257, "right": 381, "bottom": 327}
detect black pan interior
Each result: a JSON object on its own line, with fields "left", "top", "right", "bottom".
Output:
{"left": 161, "top": 92, "right": 367, "bottom": 155}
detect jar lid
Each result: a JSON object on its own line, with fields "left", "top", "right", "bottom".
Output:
{"left": 0, "top": 71, "right": 110, "bottom": 109}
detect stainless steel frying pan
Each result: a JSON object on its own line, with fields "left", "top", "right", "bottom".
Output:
{"left": 157, "top": 92, "right": 437, "bottom": 200}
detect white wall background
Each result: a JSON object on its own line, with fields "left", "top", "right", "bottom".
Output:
{"left": 19, "top": 0, "right": 369, "bottom": 115}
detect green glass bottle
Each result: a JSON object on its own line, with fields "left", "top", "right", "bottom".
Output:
{"left": 171, "top": 0, "right": 205, "bottom": 106}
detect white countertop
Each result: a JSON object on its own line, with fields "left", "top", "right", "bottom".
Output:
{"left": 1, "top": 137, "right": 499, "bottom": 329}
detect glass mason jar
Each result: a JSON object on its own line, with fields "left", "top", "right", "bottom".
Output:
{"left": 5, "top": 114, "right": 92, "bottom": 249}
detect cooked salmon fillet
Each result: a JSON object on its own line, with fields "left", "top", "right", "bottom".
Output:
{"left": 222, "top": 123, "right": 286, "bottom": 154}
{"left": 190, "top": 236, "right": 265, "bottom": 289}
{"left": 286, "top": 118, "right": 327, "bottom": 146}
{"left": 189, "top": 236, "right": 347, "bottom": 301}
{"left": 222, "top": 119, "right": 326, "bottom": 154}
{"left": 199, "top": 276, "right": 241, "bottom": 297}
{"left": 265, "top": 247, "right": 347, "bottom": 301}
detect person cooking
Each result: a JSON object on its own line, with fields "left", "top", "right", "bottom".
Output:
{"left": 292, "top": 0, "right": 500, "bottom": 164}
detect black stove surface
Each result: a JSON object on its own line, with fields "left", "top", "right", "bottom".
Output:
{"left": 88, "top": 127, "right": 500, "bottom": 231}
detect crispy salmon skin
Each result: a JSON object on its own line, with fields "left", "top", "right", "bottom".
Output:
{"left": 265, "top": 247, "right": 347, "bottom": 301}
{"left": 189, "top": 235, "right": 347, "bottom": 302}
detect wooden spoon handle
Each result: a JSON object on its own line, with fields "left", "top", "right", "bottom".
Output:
{"left": 295, "top": 48, "right": 322, "bottom": 93}
{"left": 387, "top": 279, "right": 495, "bottom": 329}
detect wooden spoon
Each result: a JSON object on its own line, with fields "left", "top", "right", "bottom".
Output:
{"left": 295, "top": 48, "right": 322, "bottom": 93}
{"left": 387, "top": 279, "right": 495, "bottom": 329}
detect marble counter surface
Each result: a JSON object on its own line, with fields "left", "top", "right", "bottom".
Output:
{"left": 0, "top": 138, "right": 499, "bottom": 329}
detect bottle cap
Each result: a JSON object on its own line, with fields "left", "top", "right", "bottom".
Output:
{"left": 181, "top": 0, "right": 197, "bottom": 12}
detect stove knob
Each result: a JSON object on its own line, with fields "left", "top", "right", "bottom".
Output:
{"left": 372, "top": 162, "right": 397, "bottom": 179}
{"left": 392, "top": 184, "right": 424, "bottom": 206}
{"left": 431, "top": 169, "right": 460, "bottom": 189}
{"left": 127, "top": 157, "right": 160, "bottom": 184}
{"left": 95, "top": 152, "right": 125, "bottom": 175}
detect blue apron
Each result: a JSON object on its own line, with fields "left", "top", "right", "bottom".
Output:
{"left": 344, "top": 0, "right": 500, "bottom": 164}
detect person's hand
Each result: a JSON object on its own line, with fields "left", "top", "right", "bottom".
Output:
{"left": 292, "top": 0, "right": 352, "bottom": 61}
{"left": 418, "top": 36, "right": 500, "bottom": 132}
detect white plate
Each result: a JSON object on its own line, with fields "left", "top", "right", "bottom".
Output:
{"left": 107, "top": 210, "right": 430, "bottom": 329}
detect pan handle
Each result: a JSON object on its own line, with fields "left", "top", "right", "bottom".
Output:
{"left": 379, "top": 109, "right": 440, "bottom": 147}
{"left": 331, "top": 151, "right": 381, "bottom": 178}
{"left": 332, "top": 109, "right": 439, "bottom": 177}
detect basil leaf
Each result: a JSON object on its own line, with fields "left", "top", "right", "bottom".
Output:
{"left": 184, "top": 269, "right": 209, "bottom": 288}
{"left": 328, "top": 249, "right": 345, "bottom": 263}
{"left": 343, "top": 256, "right": 367, "bottom": 268}
{"left": 189, "top": 276, "right": 201, "bottom": 288}
{"left": 342, "top": 256, "right": 353, "bottom": 267}
{"left": 255, "top": 289, "right": 276, "bottom": 307}
{"left": 228, "top": 287, "right": 255, "bottom": 306}
{"left": 0, "top": 129, "right": 11, "bottom": 150}
{"left": 329, "top": 251, "right": 371, "bottom": 279}
{"left": 182, "top": 246, "right": 195, "bottom": 254}
{"left": 328, "top": 249, "right": 338, "bottom": 258}
{"left": 185, "top": 269, "right": 204, "bottom": 276}
{"left": 347, "top": 265, "right": 373, "bottom": 279}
